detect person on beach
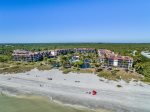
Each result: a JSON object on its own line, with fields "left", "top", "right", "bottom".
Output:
{"left": 40, "top": 84, "right": 43, "bottom": 87}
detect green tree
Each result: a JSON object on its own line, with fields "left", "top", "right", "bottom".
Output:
{"left": 134, "top": 63, "right": 144, "bottom": 74}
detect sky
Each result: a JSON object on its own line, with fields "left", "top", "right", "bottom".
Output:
{"left": 0, "top": 0, "right": 150, "bottom": 43}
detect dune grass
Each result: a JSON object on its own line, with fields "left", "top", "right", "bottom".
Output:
{"left": 97, "top": 69, "right": 142, "bottom": 82}
{"left": 0, "top": 62, "right": 52, "bottom": 74}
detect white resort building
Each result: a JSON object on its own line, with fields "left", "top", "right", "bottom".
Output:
{"left": 98, "top": 49, "right": 133, "bottom": 69}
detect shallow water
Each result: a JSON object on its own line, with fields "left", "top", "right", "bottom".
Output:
{"left": 0, "top": 94, "right": 101, "bottom": 112}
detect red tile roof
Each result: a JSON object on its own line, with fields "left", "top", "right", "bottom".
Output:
{"left": 98, "top": 49, "right": 133, "bottom": 61}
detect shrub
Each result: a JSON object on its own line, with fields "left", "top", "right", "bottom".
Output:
{"left": 62, "top": 69, "right": 71, "bottom": 74}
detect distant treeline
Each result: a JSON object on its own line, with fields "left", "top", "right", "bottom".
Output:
{"left": 0, "top": 43, "right": 150, "bottom": 52}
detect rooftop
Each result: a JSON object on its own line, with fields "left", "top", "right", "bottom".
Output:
{"left": 98, "top": 49, "right": 133, "bottom": 61}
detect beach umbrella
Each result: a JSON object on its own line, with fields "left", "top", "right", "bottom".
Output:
{"left": 92, "top": 90, "right": 97, "bottom": 95}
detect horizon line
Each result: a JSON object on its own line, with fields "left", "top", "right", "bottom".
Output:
{"left": 0, "top": 42, "right": 150, "bottom": 44}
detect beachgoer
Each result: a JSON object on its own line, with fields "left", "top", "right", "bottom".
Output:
{"left": 40, "top": 84, "right": 42, "bottom": 87}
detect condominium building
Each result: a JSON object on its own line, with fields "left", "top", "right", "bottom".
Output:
{"left": 98, "top": 49, "right": 133, "bottom": 69}
{"left": 56, "top": 49, "right": 73, "bottom": 55}
{"left": 75, "top": 48, "right": 96, "bottom": 53}
{"left": 12, "top": 50, "right": 57, "bottom": 62}
{"left": 12, "top": 50, "right": 43, "bottom": 62}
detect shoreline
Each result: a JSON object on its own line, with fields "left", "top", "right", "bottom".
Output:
{"left": 0, "top": 69, "right": 150, "bottom": 112}
{"left": 0, "top": 86, "right": 110, "bottom": 112}
{"left": 0, "top": 93, "right": 100, "bottom": 112}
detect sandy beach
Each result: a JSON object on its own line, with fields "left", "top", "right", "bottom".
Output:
{"left": 0, "top": 69, "right": 150, "bottom": 112}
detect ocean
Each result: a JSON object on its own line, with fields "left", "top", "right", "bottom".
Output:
{"left": 0, "top": 94, "right": 97, "bottom": 112}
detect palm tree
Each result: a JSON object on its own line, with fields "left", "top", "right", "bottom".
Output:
{"left": 66, "top": 53, "right": 72, "bottom": 60}
{"left": 134, "top": 63, "right": 144, "bottom": 74}
{"left": 73, "top": 60, "right": 83, "bottom": 68}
